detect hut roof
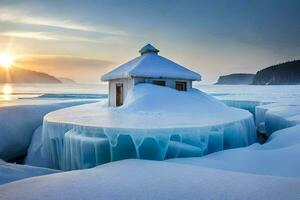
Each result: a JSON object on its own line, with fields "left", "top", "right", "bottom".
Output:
{"left": 101, "top": 44, "right": 201, "bottom": 81}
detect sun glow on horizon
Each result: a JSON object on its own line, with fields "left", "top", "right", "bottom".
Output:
{"left": 2, "top": 84, "right": 12, "bottom": 95}
{"left": 0, "top": 53, "right": 15, "bottom": 69}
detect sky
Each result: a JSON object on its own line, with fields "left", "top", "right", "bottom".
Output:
{"left": 0, "top": 0, "right": 299, "bottom": 83}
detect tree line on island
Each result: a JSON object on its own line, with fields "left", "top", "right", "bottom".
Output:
{"left": 215, "top": 60, "right": 300, "bottom": 85}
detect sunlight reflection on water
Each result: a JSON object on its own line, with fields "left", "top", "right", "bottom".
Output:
{"left": 1, "top": 84, "right": 13, "bottom": 101}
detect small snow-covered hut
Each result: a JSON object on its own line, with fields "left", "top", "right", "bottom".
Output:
{"left": 101, "top": 44, "right": 201, "bottom": 107}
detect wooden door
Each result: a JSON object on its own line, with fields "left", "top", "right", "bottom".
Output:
{"left": 116, "top": 83, "right": 123, "bottom": 106}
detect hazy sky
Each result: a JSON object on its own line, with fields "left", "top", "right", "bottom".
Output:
{"left": 0, "top": 0, "right": 299, "bottom": 83}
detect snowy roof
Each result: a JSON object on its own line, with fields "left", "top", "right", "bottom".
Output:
{"left": 101, "top": 44, "right": 201, "bottom": 81}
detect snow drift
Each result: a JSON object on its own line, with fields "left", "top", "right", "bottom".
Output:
{"left": 0, "top": 159, "right": 299, "bottom": 200}
{"left": 0, "top": 159, "right": 59, "bottom": 185}
{"left": 0, "top": 100, "right": 97, "bottom": 161}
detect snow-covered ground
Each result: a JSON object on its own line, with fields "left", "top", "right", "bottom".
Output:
{"left": 1, "top": 159, "right": 300, "bottom": 200}
{"left": 42, "top": 84, "right": 256, "bottom": 170}
{"left": 1, "top": 84, "right": 300, "bottom": 199}
{"left": 0, "top": 159, "right": 59, "bottom": 185}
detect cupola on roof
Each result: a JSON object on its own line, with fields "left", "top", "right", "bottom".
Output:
{"left": 139, "top": 44, "right": 160, "bottom": 55}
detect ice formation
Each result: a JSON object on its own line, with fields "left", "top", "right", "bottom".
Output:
{"left": 169, "top": 124, "right": 300, "bottom": 177}
{"left": 165, "top": 85, "right": 300, "bottom": 177}
{"left": 1, "top": 159, "right": 300, "bottom": 200}
{"left": 42, "top": 84, "right": 256, "bottom": 170}
{"left": 0, "top": 99, "right": 98, "bottom": 161}
{"left": 199, "top": 85, "right": 300, "bottom": 136}
{"left": 25, "top": 126, "right": 48, "bottom": 167}
{"left": 255, "top": 103, "right": 300, "bottom": 135}
{"left": 221, "top": 100, "right": 267, "bottom": 119}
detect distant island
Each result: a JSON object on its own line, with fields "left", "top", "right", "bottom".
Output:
{"left": 215, "top": 73, "right": 255, "bottom": 85}
{"left": 216, "top": 60, "right": 300, "bottom": 85}
{"left": 58, "top": 77, "right": 76, "bottom": 84}
{"left": 0, "top": 67, "right": 61, "bottom": 83}
{"left": 253, "top": 60, "right": 300, "bottom": 85}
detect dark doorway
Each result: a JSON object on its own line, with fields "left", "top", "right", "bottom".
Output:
{"left": 152, "top": 80, "right": 166, "bottom": 86}
{"left": 175, "top": 81, "right": 187, "bottom": 91}
{"left": 116, "top": 83, "right": 123, "bottom": 106}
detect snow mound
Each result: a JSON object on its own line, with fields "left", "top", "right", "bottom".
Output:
{"left": 43, "top": 84, "right": 256, "bottom": 170}
{"left": 0, "top": 159, "right": 299, "bottom": 200}
{"left": 264, "top": 124, "right": 300, "bottom": 149}
{"left": 121, "top": 84, "right": 228, "bottom": 114}
{"left": 0, "top": 100, "right": 98, "bottom": 161}
{"left": 0, "top": 159, "right": 59, "bottom": 185}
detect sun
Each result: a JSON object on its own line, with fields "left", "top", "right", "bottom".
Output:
{"left": 0, "top": 53, "right": 15, "bottom": 68}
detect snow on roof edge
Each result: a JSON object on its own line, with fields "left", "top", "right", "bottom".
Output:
{"left": 101, "top": 72, "right": 201, "bottom": 81}
{"left": 101, "top": 47, "right": 202, "bottom": 82}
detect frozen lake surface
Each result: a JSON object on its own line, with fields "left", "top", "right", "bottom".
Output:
{"left": 1, "top": 83, "right": 299, "bottom": 103}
